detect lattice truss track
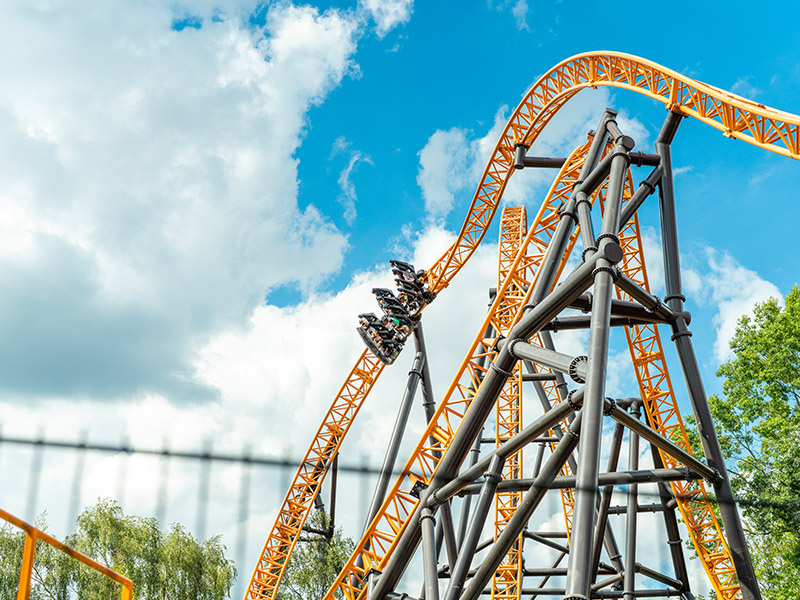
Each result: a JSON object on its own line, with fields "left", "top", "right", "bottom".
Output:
{"left": 246, "top": 52, "right": 800, "bottom": 600}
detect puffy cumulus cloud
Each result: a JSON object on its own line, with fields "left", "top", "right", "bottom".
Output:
{"left": 360, "top": 0, "right": 414, "bottom": 37}
{"left": 683, "top": 248, "right": 782, "bottom": 362}
{"left": 0, "top": 1, "right": 366, "bottom": 401}
{"left": 416, "top": 89, "right": 652, "bottom": 223}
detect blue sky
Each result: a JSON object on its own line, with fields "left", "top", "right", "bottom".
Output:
{"left": 0, "top": 0, "right": 798, "bottom": 597}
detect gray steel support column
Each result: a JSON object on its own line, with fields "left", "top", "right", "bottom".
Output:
{"left": 575, "top": 189, "right": 596, "bottom": 255}
{"left": 590, "top": 421, "right": 625, "bottom": 581}
{"left": 363, "top": 351, "right": 425, "bottom": 534}
{"left": 414, "top": 324, "right": 437, "bottom": 422}
{"left": 564, "top": 137, "right": 632, "bottom": 600}
{"left": 656, "top": 111, "right": 760, "bottom": 600}
{"left": 623, "top": 402, "right": 641, "bottom": 600}
{"left": 671, "top": 322, "right": 760, "bottom": 599}
{"left": 645, "top": 422, "right": 691, "bottom": 591}
{"left": 460, "top": 413, "right": 584, "bottom": 600}
{"left": 456, "top": 428, "right": 484, "bottom": 548}
{"left": 444, "top": 455, "right": 504, "bottom": 600}
{"left": 421, "top": 507, "right": 440, "bottom": 600}
{"left": 530, "top": 111, "right": 614, "bottom": 305}
{"left": 439, "top": 502, "right": 458, "bottom": 572}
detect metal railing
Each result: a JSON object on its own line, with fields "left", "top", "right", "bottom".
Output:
{"left": 0, "top": 507, "right": 133, "bottom": 600}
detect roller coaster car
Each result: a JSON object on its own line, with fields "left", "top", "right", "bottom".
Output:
{"left": 357, "top": 261, "right": 434, "bottom": 364}
{"left": 357, "top": 320, "right": 403, "bottom": 365}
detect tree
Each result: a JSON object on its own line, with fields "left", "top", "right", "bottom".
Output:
{"left": 0, "top": 499, "right": 236, "bottom": 599}
{"left": 704, "top": 286, "right": 800, "bottom": 599}
{"left": 276, "top": 510, "right": 355, "bottom": 600}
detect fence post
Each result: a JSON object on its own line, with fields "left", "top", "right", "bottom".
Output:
{"left": 16, "top": 531, "right": 37, "bottom": 600}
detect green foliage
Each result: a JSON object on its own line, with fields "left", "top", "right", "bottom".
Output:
{"left": 0, "top": 499, "right": 236, "bottom": 599}
{"left": 276, "top": 510, "right": 355, "bottom": 600}
{"left": 704, "top": 286, "right": 800, "bottom": 599}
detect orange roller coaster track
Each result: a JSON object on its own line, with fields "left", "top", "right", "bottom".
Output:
{"left": 246, "top": 52, "right": 799, "bottom": 600}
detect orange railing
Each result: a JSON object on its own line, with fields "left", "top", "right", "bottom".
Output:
{"left": 0, "top": 507, "right": 133, "bottom": 600}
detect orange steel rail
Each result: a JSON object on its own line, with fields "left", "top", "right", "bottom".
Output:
{"left": 492, "top": 207, "right": 527, "bottom": 600}
{"left": 0, "top": 507, "right": 133, "bottom": 600}
{"left": 249, "top": 52, "right": 800, "bottom": 600}
{"left": 246, "top": 350, "right": 384, "bottom": 598}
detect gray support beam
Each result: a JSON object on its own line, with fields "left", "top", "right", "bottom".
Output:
{"left": 444, "top": 455, "right": 504, "bottom": 600}
{"left": 655, "top": 111, "right": 684, "bottom": 315}
{"left": 635, "top": 563, "right": 682, "bottom": 590}
{"left": 543, "top": 315, "right": 671, "bottom": 331}
{"left": 530, "top": 110, "right": 615, "bottom": 305}
{"left": 656, "top": 110, "right": 760, "bottom": 600}
{"left": 568, "top": 294, "right": 689, "bottom": 325}
{"left": 590, "top": 421, "right": 625, "bottom": 581}
{"left": 575, "top": 189, "right": 596, "bottom": 256}
{"left": 363, "top": 351, "right": 425, "bottom": 534}
{"left": 439, "top": 502, "right": 458, "bottom": 572}
{"left": 457, "top": 468, "right": 697, "bottom": 496}
{"left": 618, "top": 165, "right": 663, "bottom": 227}
{"left": 624, "top": 402, "right": 641, "bottom": 600}
{"left": 433, "top": 395, "right": 578, "bottom": 505}
{"left": 421, "top": 507, "right": 440, "bottom": 600}
{"left": 414, "top": 324, "right": 437, "bottom": 422}
{"left": 460, "top": 412, "right": 584, "bottom": 600}
{"left": 502, "top": 340, "right": 586, "bottom": 382}
{"left": 608, "top": 404, "right": 717, "bottom": 482}
{"left": 456, "top": 427, "right": 483, "bottom": 548}
{"left": 564, "top": 136, "right": 633, "bottom": 600}
{"left": 645, "top": 414, "right": 691, "bottom": 591}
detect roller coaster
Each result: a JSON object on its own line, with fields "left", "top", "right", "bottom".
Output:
{"left": 245, "top": 52, "right": 800, "bottom": 600}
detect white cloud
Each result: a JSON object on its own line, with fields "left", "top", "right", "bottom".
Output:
{"left": 730, "top": 76, "right": 761, "bottom": 100}
{"left": 511, "top": 0, "right": 530, "bottom": 31}
{"left": 0, "top": 1, "right": 366, "bottom": 400}
{"left": 417, "top": 128, "right": 473, "bottom": 222}
{"left": 332, "top": 137, "right": 373, "bottom": 224}
{"left": 361, "top": 0, "right": 414, "bottom": 37}
{"left": 683, "top": 248, "right": 781, "bottom": 361}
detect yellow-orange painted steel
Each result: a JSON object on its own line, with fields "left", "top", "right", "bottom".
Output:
{"left": 17, "top": 530, "right": 35, "bottom": 600}
{"left": 322, "top": 143, "right": 591, "bottom": 600}
{"left": 492, "top": 207, "right": 527, "bottom": 600}
{"left": 423, "top": 52, "right": 800, "bottom": 299}
{"left": 0, "top": 507, "right": 133, "bottom": 600}
{"left": 250, "top": 53, "right": 800, "bottom": 600}
{"left": 246, "top": 349, "right": 384, "bottom": 599}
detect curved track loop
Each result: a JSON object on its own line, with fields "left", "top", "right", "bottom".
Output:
{"left": 424, "top": 51, "right": 800, "bottom": 297}
{"left": 249, "top": 53, "right": 800, "bottom": 600}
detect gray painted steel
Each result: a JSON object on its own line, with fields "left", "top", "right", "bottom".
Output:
{"left": 356, "top": 107, "right": 760, "bottom": 600}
